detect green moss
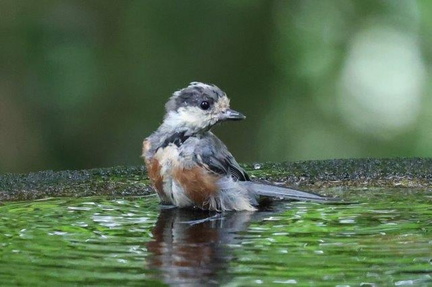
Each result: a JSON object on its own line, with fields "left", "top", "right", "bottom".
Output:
{"left": 1, "top": 158, "right": 431, "bottom": 201}
{"left": 247, "top": 158, "right": 432, "bottom": 189}
{"left": 0, "top": 166, "right": 151, "bottom": 201}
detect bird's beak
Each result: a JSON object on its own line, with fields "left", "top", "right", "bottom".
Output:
{"left": 221, "top": 109, "right": 246, "bottom": 121}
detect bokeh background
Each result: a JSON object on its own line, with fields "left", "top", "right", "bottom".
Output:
{"left": 1, "top": 0, "right": 432, "bottom": 174}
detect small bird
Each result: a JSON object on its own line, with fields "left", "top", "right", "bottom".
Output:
{"left": 143, "top": 82, "right": 330, "bottom": 211}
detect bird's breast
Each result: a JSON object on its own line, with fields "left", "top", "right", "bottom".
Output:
{"left": 145, "top": 141, "right": 221, "bottom": 209}
{"left": 150, "top": 145, "right": 184, "bottom": 204}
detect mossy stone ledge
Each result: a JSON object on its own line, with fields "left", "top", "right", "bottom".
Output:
{"left": 1, "top": 158, "right": 431, "bottom": 202}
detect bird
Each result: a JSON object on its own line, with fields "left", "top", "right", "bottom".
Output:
{"left": 142, "top": 82, "right": 332, "bottom": 211}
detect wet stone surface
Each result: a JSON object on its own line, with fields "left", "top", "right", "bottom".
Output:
{"left": 0, "top": 158, "right": 432, "bottom": 201}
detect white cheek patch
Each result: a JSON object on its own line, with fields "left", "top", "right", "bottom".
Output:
{"left": 163, "top": 108, "right": 210, "bottom": 130}
{"left": 177, "top": 107, "right": 212, "bottom": 130}
{"left": 178, "top": 107, "right": 204, "bottom": 123}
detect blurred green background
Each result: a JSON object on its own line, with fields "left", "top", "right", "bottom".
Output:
{"left": 1, "top": 0, "right": 431, "bottom": 174}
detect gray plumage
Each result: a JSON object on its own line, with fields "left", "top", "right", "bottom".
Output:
{"left": 143, "top": 82, "right": 332, "bottom": 211}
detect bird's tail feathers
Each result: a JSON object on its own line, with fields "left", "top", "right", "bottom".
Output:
{"left": 244, "top": 181, "right": 336, "bottom": 203}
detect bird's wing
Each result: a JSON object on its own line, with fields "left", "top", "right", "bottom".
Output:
{"left": 185, "top": 133, "right": 338, "bottom": 204}
{"left": 193, "top": 133, "right": 250, "bottom": 181}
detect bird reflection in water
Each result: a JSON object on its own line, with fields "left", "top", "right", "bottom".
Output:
{"left": 146, "top": 206, "right": 273, "bottom": 286}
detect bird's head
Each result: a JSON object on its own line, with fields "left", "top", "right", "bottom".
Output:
{"left": 162, "top": 82, "right": 245, "bottom": 134}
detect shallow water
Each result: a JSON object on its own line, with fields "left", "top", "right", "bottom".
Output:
{"left": 0, "top": 189, "right": 431, "bottom": 286}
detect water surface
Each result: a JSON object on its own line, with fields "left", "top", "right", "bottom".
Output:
{"left": 0, "top": 189, "right": 431, "bottom": 286}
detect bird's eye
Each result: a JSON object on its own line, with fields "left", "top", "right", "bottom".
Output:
{"left": 200, "top": 101, "right": 210, "bottom": 110}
